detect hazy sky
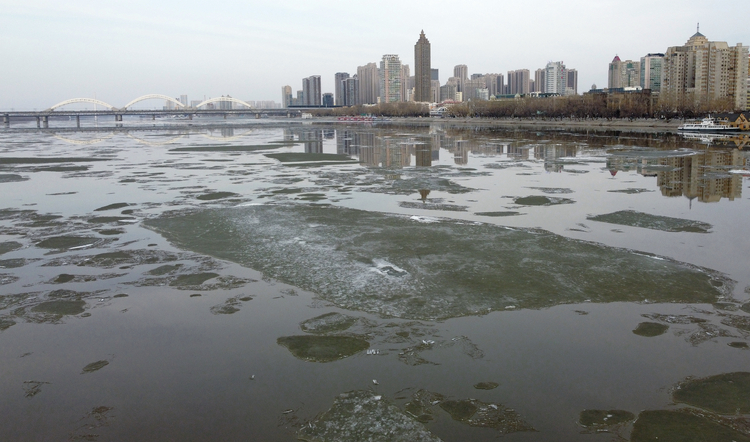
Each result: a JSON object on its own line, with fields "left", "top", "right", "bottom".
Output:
{"left": 1, "top": 0, "right": 746, "bottom": 110}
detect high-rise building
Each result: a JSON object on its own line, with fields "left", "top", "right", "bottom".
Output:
{"left": 322, "top": 93, "right": 334, "bottom": 107}
{"left": 343, "top": 76, "right": 359, "bottom": 106}
{"left": 179, "top": 95, "right": 188, "bottom": 107}
{"left": 534, "top": 69, "right": 546, "bottom": 93}
{"left": 401, "top": 64, "right": 411, "bottom": 101}
{"left": 545, "top": 62, "right": 567, "bottom": 95}
{"left": 380, "top": 54, "right": 402, "bottom": 103}
{"left": 639, "top": 54, "right": 663, "bottom": 92}
{"left": 334, "top": 73, "right": 349, "bottom": 106}
{"left": 414, "top": 30, "right": 431, "bottom": 102}
{"left": 661, "top": 29, "right": 748, "bottom": 109}
{"left": 507, "top": 69, "right": 530, "bottom": 95}
{"left": 302, "top": 75, "right": 321, "bottom": 106}
{"left": 454, "top": 64, "right": 468, "bottom": 97}
{"left": 567, "top": 69, "right": 578, "bottom": 95}
{"left": 281, "top": 85, "right": 293, "bottom": 108}
{"left": 608, "top": 56, "right": 641, "bottom": 89}
{"left": 431, "top": 68, "right": 439, "bottom": 82}
{"left": 357, "top": 63, "right": 380, "bottom": 105}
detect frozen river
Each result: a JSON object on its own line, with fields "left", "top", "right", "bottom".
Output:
{"left": 1, "top": 119, "right": 750, "bottom": 441}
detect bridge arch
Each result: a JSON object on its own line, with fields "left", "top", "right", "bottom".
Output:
{"left": 122, "top": 94, "right": 186, "bottom": 110}
{"left": 47, "top": 98, "right": 117, "bottom": 111}
{"left": 195, "top": 96, "right": 254, "bottom": 110}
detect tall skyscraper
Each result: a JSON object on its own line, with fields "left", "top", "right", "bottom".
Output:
{"left": 545, "top": 62, "right": 567, "bottom": 95}
{"left": 303, "top": 75, "right": 321, "bottom": 106}
{"left": 640, "top": 54, "right": 664, "bottom": 92}
{"left": 662, "top": 30, "right": 748, "bottom": 110}
{"left": 401, "top": 64, "right": 411, "bottom": 101}
{"left": 357, "top": 63, "right": 380, "bottom": 105}
{"left": 414, "top": 30, "right": 431, "bottom": 102}
{"left": 431, "top": 68, "right": 439, "bottom": 82}
{"left": 380, "top": 54, "right": 402, "bottom": 103}
{"left": 566, "top": 69, "right": 578, "bottom": 95}
{"left": 281, "top": 85, "right": 292, "bottom": 108}
{"left": 534, "top": 69, "right": 546, "bottom": 93}
{"left": 334, "top": 73, "right": 350, "bottom": 106}
{"left": 343, "top": 76, "right": 359, "bottom": 106}
{"left": 454, "top": 64, "right": 468, "bottom": 98}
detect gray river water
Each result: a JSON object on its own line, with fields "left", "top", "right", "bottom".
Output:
{"left": 1, "top": 118, "right": 750, "bottom": 441}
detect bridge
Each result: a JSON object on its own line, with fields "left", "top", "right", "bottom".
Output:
{"left": 1, "top": 95, "right": 316, "bottom": 127}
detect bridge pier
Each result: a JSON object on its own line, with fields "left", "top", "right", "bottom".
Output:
{"left": 188, "top": 114, "right": 193, "bottom": 120}
{"left": 152, "top": 115, "right": 155, "bottom": 120}
{"left": 36, "top": 116, "right": 41, "bottom": 128}
{"left": 115, "top": 114, "right": 123, "bottom": 122}
{"left": 42, "top": 116, "right": 49, "bottom": 128}
{"left": 76, "top": 115, "right": 80, "bottom": 128}
{"left": 3, "top": 114, "right": 8, "bottom": 127}
{"left": 223, "top": 113, "right": 227, "bottom": 120}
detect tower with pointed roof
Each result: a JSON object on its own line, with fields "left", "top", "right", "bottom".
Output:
{"left": 414, "top": 30, "right": 431, "bottom": 102}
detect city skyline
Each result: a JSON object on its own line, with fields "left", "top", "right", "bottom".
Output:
{"left": 1, "top": 0, "right": 746, "bottom": 109}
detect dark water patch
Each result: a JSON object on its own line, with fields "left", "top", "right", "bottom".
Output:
{"left": 119, "top": 178, "right": 137, "bottom": 183}
{"left": 0, "top": 317, "right": 16, "bottom": 330}
{"left": 81, "top": 360, "right": 109, "bottom": 374}
{"left": 740, "top": 302, "right": 750, "bottom": 314}
{"left": 87, "top": 216, "right": 137, "bottom": 224}
{"left": 588, "top": 210, "right": 712, "bottom": 233}
{"left": 297, "top": 193, "right": 327, "bottom": 202}
{"left": 169, "top": 272, "right": 219, "bottom": 287}
{"left": 513, "top": 195, "right": 574, "bottom": 206}
{"left": 643, "top": 313, "right": 708, "bottom": 325}
{"left": 35, "top": 236, "right": 100, "bottom": 250}
{"left": 30, "top": 165, "right": 90, "bottom": 172}
{"left": 23, "top": 380, "right": 50, "bottom": 398}
{"left": 53, "top": 274, "right": 76, "bottom": 284}
{"left": 270, "top": 187, "right": 304, "bottom": 194}
{"left": 0, "top": 174, "right": 28, "bottom": 183}
{"left": 728, "top": 342, "right": 749, "bottom": 349}
{"left": 47, "top": 191, "right": 77, "bottom": 195}
{"left": 300, "top": 312, "right": 357, "bottom": 334}
{"left": 94, "top": 202, "right": 131, "bottom": 212}
{"left": 631, "top": 410, "right": 750, "bottom": 442}
{"left": 210, "top": 296, "right": 243, "bottom": 315}
{"left": 113, "top": 293, "right": 128, "bottom": 298}
{"left": 527, "top": 187, "right": 573, "bottom": 194}
{"left": 196, "top": 192, "right": 237, "bottom": 201}
{"left": 145, "top": 205, "right": 732, "bottom": 320}
{"left": 0, "top": 157, "right": 110, "bottom": 165}
{"left": 0, "top": 273, "right": 19, "bottom": 285}
{"left": 633, "top": 322, "right": 669, "bottom": 337}
{"left": 474, "top": 382, "right": 499, "bottom": 390}
{"left": 31, "top": 300, "right": 86, "bottom": 316}
{"left": 45, "top": 249, "right": 179, "bottom": 269}
{"left": 399, "top": 201, "right": 468, "bottom": 211}
{"left": 439, "top": 398, "right": 536, "bottom": 431}
{"left": 277, "top": 335, "right": 369, "bottom": 363}
{"left": 170, "top": 143, "right": 295, "bottom": 152}
{"left": 265, "top": 153, "right": 353, "bottom": 163}
{"left": 608, "top": 188, "right": 654, "bottom": 194}
{"left": 579, "top": 409, "right": 635, "bottom": 427}
{"left": 96, "top": 228, "right": 125, "bottom": 236}
{"left": 147, "top": 264, "right": 182, "bottom": 276}
{"left": 475, "top": 211, "right": 522, "bottom": 217}
{"left": 0, "top": 241, "right": 23, "bottom": 255}
{"left": 298, "top": 390, "right": 441, "bottom": 442}
{"left": 0, "top": 258, "right": 27, "bottom": 268}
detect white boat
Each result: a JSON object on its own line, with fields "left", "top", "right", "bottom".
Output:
{"left": 678, "top": 117, "right": 740, "bottom": 132}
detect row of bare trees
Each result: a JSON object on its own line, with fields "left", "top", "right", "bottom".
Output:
{"left": 309, "top": 93, "right": 742, "bottom": 120}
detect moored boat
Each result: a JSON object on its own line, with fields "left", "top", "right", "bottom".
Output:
{"left": 678, "top": 117, "right": 741, "bottom": 132}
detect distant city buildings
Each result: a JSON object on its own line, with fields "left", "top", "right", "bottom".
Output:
{"left": 281, "top": 85, "right": 292, "bottom": 108}
{"left": 661, "top": 29, "right": 748, "bottom": 109}
{"left": 414, "top": 31, "right": 431, "bottom": 102}
{"left": 334, "top": 73, "right": 349, "bottom": 106}
{"left": 545, "top": 62, "right": 567, "bottom": 95}
{"left": 357, "top": 62, "right": 380, "bottom": 105}
{"left": 608, "top": 56, "right": 641, "bottom": 89}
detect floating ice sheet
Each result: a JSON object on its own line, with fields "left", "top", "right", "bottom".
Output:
{"left": 145, "top": 204, "right": 732, "bottom": 320}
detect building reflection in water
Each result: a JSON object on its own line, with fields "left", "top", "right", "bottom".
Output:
{"left": 608, "top": 148, "right": 747, "bottom": 203}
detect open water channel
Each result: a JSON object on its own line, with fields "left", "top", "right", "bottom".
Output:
{"left": 1, "top": 118, "right": 750, "bottom": 441}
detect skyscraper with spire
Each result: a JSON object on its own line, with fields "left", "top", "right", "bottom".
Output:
{"left": 414, "top": 30, "right": 431, "bottom": 102}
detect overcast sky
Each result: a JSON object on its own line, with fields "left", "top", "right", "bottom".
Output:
{"left": 1, "top": 0, "right": 746, "bottom": 110}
